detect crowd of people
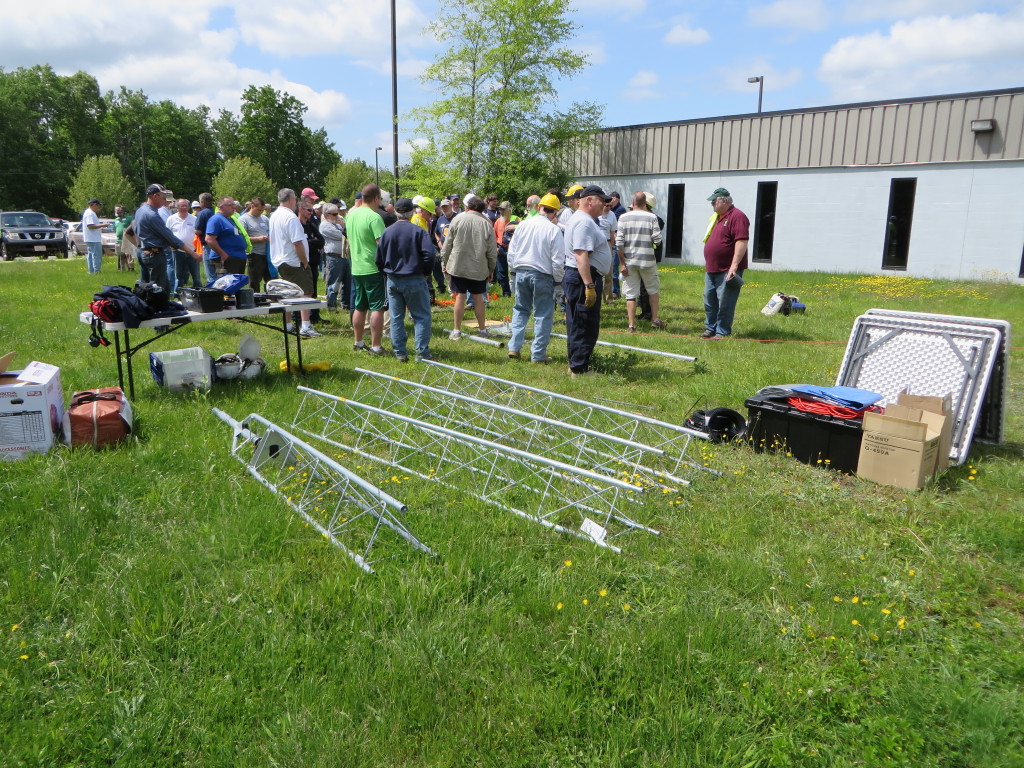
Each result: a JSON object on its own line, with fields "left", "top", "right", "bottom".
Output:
{"left": 86, "top": 180, "right": 750, "bottom": 370}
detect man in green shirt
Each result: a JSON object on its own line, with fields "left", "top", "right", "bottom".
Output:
{"left": 346, "top": 183, "right": 387, "bottom": 354}
{"left": 113, "top": 204, "right": 134, "bottom": 271}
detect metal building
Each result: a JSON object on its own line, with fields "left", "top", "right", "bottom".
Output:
{"left": 569, "top": 87, "right": 1024, "bottom": 281}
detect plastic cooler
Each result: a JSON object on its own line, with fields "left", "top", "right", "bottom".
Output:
{"left": 149, "top": 347, "right": 213, "bottom": 391}
{"left": 745, "top": 395, "right": 863, "bottom": 473}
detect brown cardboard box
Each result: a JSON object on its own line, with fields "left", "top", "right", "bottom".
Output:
{"left": 857, "top": 394, "right": 952, "bottom": 490}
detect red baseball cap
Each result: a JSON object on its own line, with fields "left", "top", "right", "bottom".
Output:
{"left": 301, "top": 187, "right": 319, "bottom": 200}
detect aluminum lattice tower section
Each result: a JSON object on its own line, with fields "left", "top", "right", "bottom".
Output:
{"left": 349, "top": 367, "right": 690, "bottom": 490}
{"left": 291, "top": 387, "right": 658, "bottom": 553}
{"left": 214, "top": 409, "right": 436, "bottom": 574}
{"left": 416, "top": 360, "right": 719, "bottom": 477}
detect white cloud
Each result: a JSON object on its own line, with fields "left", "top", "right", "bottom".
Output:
{"left": 354, "top": 58, "right": 434, "bottom": 78}
{"left": 842, "top": 0, "right": 997, "bottom": 23}
{"left": 714, "top": 60, "right": 803, "bottom": 96}
{"left": 622, "top": 70, "right": 660, "bottom": 101}
{"left": 576, "top": 39, "right": 607, "bottom": 66}
{"left": 819, "top": 11, "right": 1024, "bottom": 100}
{"left": 570, "top": 0, "right": 647, "bottom": 16}
{"left": 235, "top": 0, "right": 431, "bottom": 59}
{"left": 749, "top": 0, "right": 829, "bottom": 31}
{"left": 664, "top": 24, "right": 711, "bottom": 45}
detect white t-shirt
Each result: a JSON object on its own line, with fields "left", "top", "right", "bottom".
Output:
{"left": 82, "top": 208, "right": 102, "bottom": 243}
{"left": 166, "top": 213, "right": 196, "bottom": 245}
{"left": 269, "top": 206, "right": 307, "bottom": 268}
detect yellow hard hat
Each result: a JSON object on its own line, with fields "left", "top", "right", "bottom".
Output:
{"left": 566, "top": 184, "right": 584, "bottom": 197}
{"left": 538, "top": 193, "right": 562, "bottom": 211}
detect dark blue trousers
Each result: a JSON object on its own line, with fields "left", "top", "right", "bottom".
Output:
{"left": 563, "top": 267, "right": 603, "bottom": 374}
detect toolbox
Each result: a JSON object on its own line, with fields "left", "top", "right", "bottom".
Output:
{"left": 745, "top": 395, "right": 864, "bottom": 473}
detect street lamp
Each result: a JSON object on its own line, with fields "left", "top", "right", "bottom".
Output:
{"left": 375, "top": 147, "right": 383, "bottom": 186}
{"left": 747, "top": 76, "right": 764, "bottom": 114}
{"left": 138, "top": 125, "right": 148, "bottom": 189}
{"left": 390, "top": 0, "right": 400, "bottom": 197}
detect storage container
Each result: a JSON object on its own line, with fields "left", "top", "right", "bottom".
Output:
{"left": 149, "top": 347, "right": 213, "bottom": 391}
{"left": 179, "top": 287, "right": 226, "bottom": 313}
{"left": 745, "top": 395, "right": 863, "bottom": 473}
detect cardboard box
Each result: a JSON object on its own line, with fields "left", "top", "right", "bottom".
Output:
{"left": 0, "top": 354, "right": 65, "bottom": 460}
{"left": 857, "top": 393, "right": 952, "bottom": 490}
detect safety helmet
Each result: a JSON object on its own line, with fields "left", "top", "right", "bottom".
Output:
{"left": 538, "top": 193, "right": 562, "bottom": 211}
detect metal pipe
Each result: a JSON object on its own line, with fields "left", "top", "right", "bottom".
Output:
{"left": 549, "top": 333, "right": 696, "bottom": 361}
{"left": 445, "top": 329, "right": 505, "bottom": 348}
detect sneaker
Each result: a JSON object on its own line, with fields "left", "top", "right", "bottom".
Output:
{"left": 286, "top": 323, "right": 296, "bottom": 333}
{"left": 709, "top": 334, "right": 726, "bottom": 340}
{"left": 531, "top": 356, "right": 553, "bottom": 364}
{"left": 476, "top": 328, "right": 491, "bottom": 337}
{"left": 367, "top": 346, "right": 386, "bottom": 356}
{"left": 415, "top": 354, "right": 439, "bottom": 362}
{"left": 651, "top": 319, "right": 667, "bottom": 329}
{"left": 395, "top": 354, "right": 408, "bottom": 363}
{"left": 628, "top": 325, "right": 637, "bottom": 333}
{"left": 353, "top": 341, "right": 368, "bottom": 351}
{"left": 300, "top": 327, "right": 322, "bottom": 338}
{"left": 699, "top": 330, "right": 717, "bottom": 338}
{"left": 449, "top": 329, "right": 462, "bottom": 341}
{"left": 508, "top": 350, "right": 521, "bottom": 359}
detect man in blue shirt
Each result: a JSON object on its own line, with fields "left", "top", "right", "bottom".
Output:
{"left": 134, "top": 184, "right": 199, "bottom": 292}
{"left": 205, "top": 197, "right": 249, "bottom": 276}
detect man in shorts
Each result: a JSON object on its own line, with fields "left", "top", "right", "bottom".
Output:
{"left": 269, "top": 188, "right": 320, "bottom": 338}
{"left": 346, "top": 183, "right": 388, "bottom": 354}
{"left": 616, "top": 191, "right": 664, "bottom": 331}
{"left": 439, "top": 193, "right": 496, "bottom": 340}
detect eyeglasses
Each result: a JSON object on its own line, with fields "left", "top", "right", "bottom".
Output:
{"left": 300, "top": 207, "right": 314, "bottom": 213}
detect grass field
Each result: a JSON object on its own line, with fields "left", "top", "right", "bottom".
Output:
{"left": 1, "top": 256, "right": 1022, "bottom": 767}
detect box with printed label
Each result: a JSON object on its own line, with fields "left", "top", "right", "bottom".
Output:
{"left": 857, "top": 394, "right": 951, "bottom": 490}
{"left": 0, "top": 355, "right": 65, "bottom": 460}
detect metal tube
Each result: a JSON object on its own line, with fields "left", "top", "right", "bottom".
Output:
{"left": 549, "top": 332, "right": 696, "bottom": 361}
{"left": 446, "top": 329, "right": 505, "bottom": 348}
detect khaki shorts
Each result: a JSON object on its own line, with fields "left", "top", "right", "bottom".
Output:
{"left": 622, "top": 265, "right": 660, "bottom": 300}
{"left": 277, "top": 263, "right": 315, "bottom": 296}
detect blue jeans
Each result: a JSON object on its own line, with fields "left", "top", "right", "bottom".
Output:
{"left": 174, "top": 250, "right": 202, "bottom": 291}
{"left": 509, "top": 269, "right": 555, "bottom": 361}
{"left": 86, "top": 242, "right": 103, "bottom": 273}
{"left": 494, "top": 249, "right": 511, "bottom": 296}
{"left": 703, "top": 270, "right": 744, "bottom": 336}
{"left": 325, "top": 255, "right": 351, "bottom": 309}
{"left": 138, "top": 249, "right": 169, "bottom": 292}
{"left": 165, "top": 248, "right": 177, "bottom": 294}
{"left": 387, "top": 274, "right": 432, "bottom": 359}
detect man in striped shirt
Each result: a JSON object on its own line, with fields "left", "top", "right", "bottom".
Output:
{"left": 615, "top": 192, "right": 664, "bottom": 331}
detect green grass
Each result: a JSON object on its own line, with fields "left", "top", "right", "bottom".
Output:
{"left": 1, "top": 256, "right": 1022, "bottom": 767}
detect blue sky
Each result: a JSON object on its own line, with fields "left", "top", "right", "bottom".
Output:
{"left": 6, "top": 0, "right": 1023, "bottom": 174}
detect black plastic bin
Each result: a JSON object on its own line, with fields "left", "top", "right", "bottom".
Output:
{"left": 179, "top": 287, "right": 226, "bottom": 313}
{"left": 745, "top": 396, "right": 863, "bottom": 473}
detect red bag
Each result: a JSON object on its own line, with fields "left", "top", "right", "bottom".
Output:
{"left": 62, "top": 387, "right": 134, "bottom": 448}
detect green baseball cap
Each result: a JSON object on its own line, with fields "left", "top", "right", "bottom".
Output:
{"left": 707, "top": 187, "right": 730, "bottom": 201}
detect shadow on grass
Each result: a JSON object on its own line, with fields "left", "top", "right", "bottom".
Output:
{"left": 742, "top": 322, "right": 815, "bottom": 342}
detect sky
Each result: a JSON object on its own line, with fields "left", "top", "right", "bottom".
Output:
{"left": 5, "top": 0, "right": 1024, "bottom": 174}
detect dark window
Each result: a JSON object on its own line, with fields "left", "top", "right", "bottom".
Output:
{"left": 752, "top": 181, "right": 778, "bottom": 263}
{"left": 665, "top": 184, "right": 685, "bottom": 260}
{"left": 882, "top": 178, "right": 916, "bottom": 270}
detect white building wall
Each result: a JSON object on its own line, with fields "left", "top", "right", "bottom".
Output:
{"left": 589, "top": 161, "right": 1024, "bottom": 281}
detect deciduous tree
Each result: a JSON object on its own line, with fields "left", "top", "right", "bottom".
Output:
{"left": 211, "top": 157, "right": 276, "bottom": 204}
{"left": 66, "top": 156, "right": 136, "bottom": 217}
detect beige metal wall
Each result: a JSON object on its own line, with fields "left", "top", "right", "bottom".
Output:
{"left": 572, "top": 89, "right": 1024, "bottom": 177}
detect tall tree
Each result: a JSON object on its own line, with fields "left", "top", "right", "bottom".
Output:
{"left": 66, "top": 155, "right": 136, "bottom": 217}
{"left": 409, "top": 0, "right": 602, "bottom": 200}
{"left": 211, "top": 157, "right": 276, "bottom": 204}
{"left": 233, "top": 86, "right": 340, "bottom": 192}
{"left": 322, "top": 158, "right": 379, "bottom": 204}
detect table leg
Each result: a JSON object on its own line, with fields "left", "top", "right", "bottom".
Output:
{"left": 114, "top": 330, "right": 126, "bottom": 394}
{"left": 282, "top": 311, "right": 292, "bottom": 373}
{"left": 124, "top": 328, "right": 136, "bottom": 399}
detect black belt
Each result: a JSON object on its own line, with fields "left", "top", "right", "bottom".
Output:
{"left": 142, "top": 247, "right": 164, "bottom": 254}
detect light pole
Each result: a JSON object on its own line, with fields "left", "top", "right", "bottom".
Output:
{"left": 747, "top": 76, "right": 764, "bottom": 113}
{"left": 138, "top": 125, "right": 148, "bottom": 189}
{"left": 375, "top": 147, "right": 383, "bottom": 187}
{"left": 390, "top": 0, "right": 400, "bottom": 197}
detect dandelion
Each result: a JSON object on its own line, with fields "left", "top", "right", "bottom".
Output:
{"left": 851, "top": 596, "right": 860, "bottom": 603}
{"left": 780, "top": 627, "right": 787, "bottom": 634}
{"left": 851, "top": 619, "right": 860, "bottom": 626}
{"left": 19, "top": 654, "right": 29, "bottom": 660}
{"left": 972, "top": 621, "right": 981, "bottom": 628}
{"left": 833, "top": 596, "right": 842, "bottom": 602}
{"left": 599, "top": 589, "right": 608, "bottom": 597}
{"left": 897, "top": 617, "right": 907, "bottom": 630}
{"left": 870, "top": 634, "right": 879, "bottom": 641}
{"left": 908, "top": 569, "right": 916, "bottom": 576}
{"left": 622, "top": 604, "right": 631, "bottom": 611}
{"left": 563, "top": 560, "right": 572, "bottom": 568}
{"left": 881, "top": 608, "right": 892, "bottom": 615}
{"left": 556, "top": 602, "right": 563, "bottom": 610}
{"left": 10, "top": 624, "right": 19, "bottom": 632}
{"left": 582, "top": 599, "right": 589, "bottom": 605}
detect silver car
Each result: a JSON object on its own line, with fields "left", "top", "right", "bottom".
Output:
{"left": 67, "top": 219, "right": 118, "bottom": 256}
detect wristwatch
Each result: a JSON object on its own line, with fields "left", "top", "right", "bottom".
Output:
{"left": 585, "top": 282, "right": 596, "bottom": 289}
